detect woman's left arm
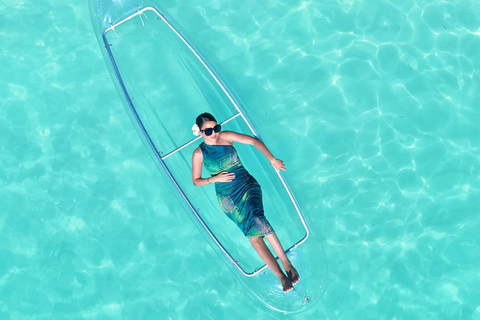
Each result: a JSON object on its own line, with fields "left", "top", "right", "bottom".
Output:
{"left": 222, "top": 131, "right": 286, "bottom": 171}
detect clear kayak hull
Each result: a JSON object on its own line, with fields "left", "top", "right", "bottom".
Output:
{"left": 89, "top": 1, "right": 327, "bottom": 313}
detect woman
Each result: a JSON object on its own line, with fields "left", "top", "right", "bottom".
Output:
{"left": 191, "top": 112, "right": 299, "bottom": 292}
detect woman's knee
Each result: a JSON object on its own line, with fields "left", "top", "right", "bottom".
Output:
{"left": 249, "top": 236, "right": 264, "bottom": 245}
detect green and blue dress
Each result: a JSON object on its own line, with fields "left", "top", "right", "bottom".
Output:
{"left": 200, "top": 142, "right": 275, "bottom": 237}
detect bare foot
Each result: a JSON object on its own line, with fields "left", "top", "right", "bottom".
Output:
{"left": 281, "top": 275, "right": 293, "bottom": 292}
{"left": 284, "top": 264, "right": 300, "bottom": 284}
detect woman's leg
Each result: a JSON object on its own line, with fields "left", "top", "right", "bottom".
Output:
{"left": 265, "top": 233, "right": 300, "bottom": 284}
{"left": 249, "top": 236, "right": 293, "bottom": 292}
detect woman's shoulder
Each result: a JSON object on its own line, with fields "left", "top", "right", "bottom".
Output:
{"left": 193, "top": 146, "right": 203, "bottom": 156}
{"left": 218, "top": 131, "right": 234, "bottom": 145}
{"left": 219, "top": 130, "right": 233, "bottom": 138}
{"left": 219, "top": 131, "right": 256, "bottom": 145}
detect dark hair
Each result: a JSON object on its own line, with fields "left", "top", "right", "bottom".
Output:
{"left": 196, "top": 112, "right": 217, "bottom": 130}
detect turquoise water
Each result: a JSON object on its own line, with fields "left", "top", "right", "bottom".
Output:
{"left": 1, "top": 0, "right": 480, "bottom": 319}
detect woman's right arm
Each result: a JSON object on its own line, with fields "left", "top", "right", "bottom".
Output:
{"left": 192, "top": 148, "right": 235, "bottom": 186}
{"left": 192, "top": 148, "right": 210, "bottom": 186}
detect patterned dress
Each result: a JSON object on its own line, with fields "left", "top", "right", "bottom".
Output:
{"left": 199, "top": 142, "right": 275, "bottom": 237}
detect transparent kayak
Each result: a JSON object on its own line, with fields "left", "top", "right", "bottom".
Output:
{"left": 89, "top": 0, "right": 327, "bottom": 313}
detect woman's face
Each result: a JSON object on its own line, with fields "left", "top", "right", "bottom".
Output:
{"left": 200, "top": 120, "right": 218, "bottom": 142}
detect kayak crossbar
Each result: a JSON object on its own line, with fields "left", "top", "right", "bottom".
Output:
{"left": 161, "top": 112, "right": 241, "bottom": 160}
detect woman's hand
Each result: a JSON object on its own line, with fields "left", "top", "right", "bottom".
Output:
{"left": 213, "top": 171, "right": 235, "bottom": 183}
{"left": 271, "top": 158, "right": 286, "bottom": 171}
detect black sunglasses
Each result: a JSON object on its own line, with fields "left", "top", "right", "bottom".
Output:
{"left": 200, "top": 124, "right": 221, "bottom": 136}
